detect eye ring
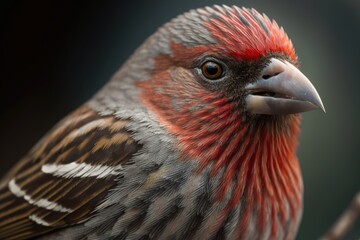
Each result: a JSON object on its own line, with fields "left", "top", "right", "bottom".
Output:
{"left": 201, "top": 61, "right": 223, "bottom": 80}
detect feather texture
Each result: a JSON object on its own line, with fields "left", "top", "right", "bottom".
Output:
{"left": 0, "top": 106, "right": 140, "bottom": 239}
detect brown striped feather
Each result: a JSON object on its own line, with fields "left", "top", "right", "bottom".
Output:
{"left": 0, "top": 105, "right": 141, "bottom": 239}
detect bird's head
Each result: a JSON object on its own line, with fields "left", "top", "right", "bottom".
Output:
{"left": 131, "top": 4, "right": 325, "bottom": 180}
{"left": 136, "top": 5, "right": 324, "bottom": 130}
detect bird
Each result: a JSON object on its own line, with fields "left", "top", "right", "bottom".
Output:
{"left": 0, "top": 5, "right": 325, "bottom": 240}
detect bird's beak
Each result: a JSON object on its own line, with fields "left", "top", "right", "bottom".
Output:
{"left": 245, "top": 58, "right": 325, "bottom": 115}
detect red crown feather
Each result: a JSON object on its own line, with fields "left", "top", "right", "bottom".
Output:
{"left": 203, "top": 5, "right": 297, "bottom": 62}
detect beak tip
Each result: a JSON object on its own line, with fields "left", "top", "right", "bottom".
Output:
{"left": 312, "top": 95, "right": 326, "bottom": 113}
{"left": 320, "top": 105, "right": 326, "bottom": 113}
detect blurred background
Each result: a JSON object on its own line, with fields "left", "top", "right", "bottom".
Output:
{"left": 1, "top": 0, "right": 359, "bottom": 239}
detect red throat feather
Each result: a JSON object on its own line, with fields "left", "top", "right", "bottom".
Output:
{"left": 138, "top": 57, "right": 303, "bottom": 237}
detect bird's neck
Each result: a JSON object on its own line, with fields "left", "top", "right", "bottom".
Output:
{"left": 138, "top": 78, "right": 303, "bottom": 237}
{"left": 166, "top": 98, "right": 303, "bottom": 211}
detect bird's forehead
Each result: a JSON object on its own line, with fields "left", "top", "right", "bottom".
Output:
{"left": 166, "top": 5, "right": 296, "bottom": 62}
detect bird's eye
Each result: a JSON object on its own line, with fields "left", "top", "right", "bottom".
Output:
{"left": 201, "top": 61, "right": 223, "bottom": 80}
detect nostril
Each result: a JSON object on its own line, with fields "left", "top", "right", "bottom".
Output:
{"left": 262, "top": 71, "right": 281, "bottom": 80}
{"left": 261, "top": 58, "right": 286, "bottom": 80}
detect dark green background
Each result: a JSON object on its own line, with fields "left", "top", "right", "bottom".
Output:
{"left": 1, "top": 0, "right": 359, "bottom": 239}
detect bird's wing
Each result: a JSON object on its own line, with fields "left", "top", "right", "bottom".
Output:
{"left": 0, "top": 105, "right": 141, "bottom": 240}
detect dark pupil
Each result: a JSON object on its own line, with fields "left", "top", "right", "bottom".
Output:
{"left": 205, "top": 63, "right": 219, "bottom": 75}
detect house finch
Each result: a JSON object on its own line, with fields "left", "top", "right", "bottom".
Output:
{"left": 0, "top": 5, "right": 324, "bottom": 240}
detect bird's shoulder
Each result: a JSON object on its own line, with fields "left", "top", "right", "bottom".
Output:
{"left": 0, "top": 105, "right": 141, "bottom": 239}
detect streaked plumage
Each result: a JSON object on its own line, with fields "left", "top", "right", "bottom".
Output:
{"left": 0, "top": 5, "right": 324, "bottom": 239}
